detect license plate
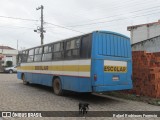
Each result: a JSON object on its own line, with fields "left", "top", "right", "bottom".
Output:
{"left": 112, "top": 76, "right": 119, "bottom": 81}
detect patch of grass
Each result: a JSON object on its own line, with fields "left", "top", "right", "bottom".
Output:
{"left": 104, "top": 91, "right": 160, "bottom": 106}
{"left": 148, "top": 99, "right": 160, "bottom": 106}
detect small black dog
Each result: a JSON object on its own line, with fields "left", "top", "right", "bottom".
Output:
{"left": 79, "top": 102, "right": 89, "bottom": 115}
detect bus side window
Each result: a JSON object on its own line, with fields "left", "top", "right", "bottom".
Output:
{"left": 42, "top": 45, "right": 52, "bottom": 61}
{"left": 53, "top": 42, "right": 63, "bottom": 60}
{"left": 21, "top": 50, "right": 28, "bottom": 63}
{"left": 80, "top": 35, "right": 91, "bottom": 59}
{"left": 34, "top": 47, "right": 42, "bottom": 62}
{"left": 65, "top": 38, "right": 80, "bottom": 59}
{"left": 27, "top": 49, "right": 34, "bottom": 62}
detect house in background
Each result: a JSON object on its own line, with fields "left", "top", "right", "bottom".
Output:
{"left": 127, "top": 20, "right": 160, "bottom": 52}
{"left": 0, "top": 46, "right": 18, "bottom": 67}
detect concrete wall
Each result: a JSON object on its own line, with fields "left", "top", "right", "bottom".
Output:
{"left": 149, "top": 24, "right": 160, "bottom": 38}
{"left": 0, "top": 49, "right": 18, "bottom": 55}
{"left": 2, "top": 55, "right": 17, "bottom": 66}
{"left": 132, "top": 36, "right": 160, "bottom": 52}
{"left": 130, "top": 23, "right": 160, "bottom": 44}
{"left": 0, "top": 49, "right": 18, "bottom": 66}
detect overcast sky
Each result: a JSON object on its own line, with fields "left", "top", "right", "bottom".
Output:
{"left": 0, "top": 0, "right": 160, "bottom": 50}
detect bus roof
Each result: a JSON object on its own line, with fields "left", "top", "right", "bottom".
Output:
{"left": 93, "top": 30, "right": 130, "bottom": 39}
{"left": 21, "top": 30, "right": 130, "bottom": 51}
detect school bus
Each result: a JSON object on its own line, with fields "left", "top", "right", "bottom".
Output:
{"left": 17, "top": 31, "right": 132, "bottom": 95}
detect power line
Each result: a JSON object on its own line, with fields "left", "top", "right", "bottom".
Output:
{"left": 0, "top": 15, "right": 84, "bottom": 34}
{"left": 45, "top": 22, "right": 85, "bottom": 34}
{"left": 65, "top": 0, "right": 154, "bottom": 25}
{"left": 0, "top": 13, "right": 81, "bottom": 34}
{"left": 0, "top": 25, "right": 35, "bottom": 29}
{"left": 46, "top": 31, "right": 67, "bottom": 39}
{"left": 67, "top": 10, "right": 160, "bottom": 28}
{"left": 68, "top": 5, "right": 160, "bottom": 26}
{"left": 0, "top": 15, "right": 38, "bottom": 22}
{"left": 88, "top": 0, "right": 153, "bottom": 14}
{"left": 0, "top": 3, "right": 159, "bottom": 34}
{"left": 81, "top": 13, "right": 159, "bottom": 29}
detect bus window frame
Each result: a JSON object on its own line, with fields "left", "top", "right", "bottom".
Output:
{"left": 34, "top": 47, "right": 43, "bottom": 62}
{"left": 53, "top": 42, "right": 64, "bottom": 61}
{"left": 21, "top": 33, "right": 92, "bottom": 63}
{"left": 21, "top": 50, "right": 28, "bottom": 63}
{"left": 64, "top": 37, "right": 81, "bottom": 60}
{"left": 80, "top": 34, "right": 92, "bottom": 59}
{"left": 42, "top": 45, "right": 53, "bottom": 62}
{"left": 27, "top": 49, "right": 35, "bottom": 62}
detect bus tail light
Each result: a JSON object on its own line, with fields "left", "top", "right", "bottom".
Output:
{"left": 94, "top": 74, "right": 97, "bottom": 81}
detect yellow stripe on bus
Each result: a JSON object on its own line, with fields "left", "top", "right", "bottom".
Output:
{"left": 18, "top": 65, "right": 90, "bottom": 72}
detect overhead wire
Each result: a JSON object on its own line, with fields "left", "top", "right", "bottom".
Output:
{"left": 0, "top": 0, "right": 159, "bottom": 43}
{"left": 65, "top": 0, "right": 154, "bottom": 25}
{"left": 68, "top": 5, "right": 160, "bottom": 26}
{"left": 45, "top": 0, "right": 148, "bottom": 25}
{"left": 75, "top": 12, "right": 159, "bottom": 30}
{"left": 0, "top": 25, "right": 35, "bottom": 29}
{"left": 67, "top": 9, "right": 160, "bottom": 28}
{"left": 45, "top": 22, "right": 85, "bottom": 34}
{"left": 0, "top": 16, "right": 38, "bottom": 22}
{"left": 1, "top": 2, "right": 159, "bottom": 34}
{"left": 46, "top": 0, "right": 139, "bottom": 21}
{"left": 0, "top": 15, "right": 84, "bottom": 34}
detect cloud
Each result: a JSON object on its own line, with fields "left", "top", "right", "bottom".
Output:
{"left": 0, "top": 0, "right": 160, "bottom": 49}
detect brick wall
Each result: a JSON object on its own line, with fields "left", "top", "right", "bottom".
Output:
{"left": 127, "top": 51, "right": 160, "bottom": 98}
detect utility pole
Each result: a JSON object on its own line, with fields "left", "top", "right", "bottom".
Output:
{"left": 34, "top": 5, "right": 45, "bottom": 45}
{"left": 17, "top": 40, "right": 18, "bottom": 50}
{"left": 2, "top": 44, "right": 3, "bottom": 53}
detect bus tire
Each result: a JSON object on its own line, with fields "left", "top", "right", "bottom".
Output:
{"left": 22, "top": 74, "right": 29, "bottom": 85}
{"left": 53, "top": 77, "right": 63, "bottom": 96}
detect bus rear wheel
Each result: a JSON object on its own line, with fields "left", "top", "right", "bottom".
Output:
{"left": 53, "top": 78, "right": 63, "bottom": 96}
{"left": 22, "top": 74, "right": 28, "bottom": 85}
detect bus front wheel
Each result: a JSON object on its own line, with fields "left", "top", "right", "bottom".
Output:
{"left": 53, "top": 78, "right": 63, "bottom": 96}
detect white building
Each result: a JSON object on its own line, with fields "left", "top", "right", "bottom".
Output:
{"left": 127, "top": 20, "right": 160, "bottom": 52}
{"left": 0, "top": 46, "right": 18, "bottom": 66}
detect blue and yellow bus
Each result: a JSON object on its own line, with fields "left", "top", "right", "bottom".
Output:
{"left": 17, "top": 31, "right": 132, "bottom": 95}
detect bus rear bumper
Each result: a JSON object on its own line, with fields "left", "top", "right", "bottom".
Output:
{"left": 93, "top": 84, "right": 133, "bottom": 92}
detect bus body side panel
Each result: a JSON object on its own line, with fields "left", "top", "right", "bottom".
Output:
{"left": 17, "top": 71, "right": 22, "bottom": 79}
{"left": 17, "top": 71, "right": 54, "bottom": 87}
{"left": 91, "top": 32, "right": 132, "bottom": 92}
{"left": 61, "top": 76, "right": 91, "bottom": 92}
{"left": 60, "top": 59, "right": 92, "bottom": 92}
{"left": 32, "top": 73, "right": 52, "bottom": 86}
{"left": 17, "top": 59, "right": 92, "bottom": 92}
{"left": 17, "top": 71, "right": 91, "bottom": 92}
{"left": 26, "top": 72, "right": 32, "bottom": 82}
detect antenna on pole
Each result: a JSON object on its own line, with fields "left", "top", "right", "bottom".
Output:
{"left": 34, "top": 5, "right": 46, "bottom": 45}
